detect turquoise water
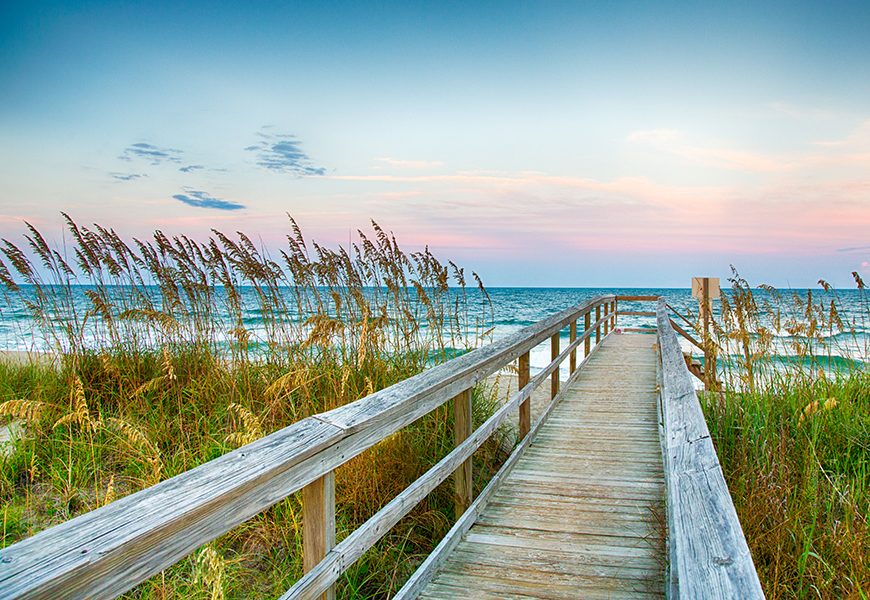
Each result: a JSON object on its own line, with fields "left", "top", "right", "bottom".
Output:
{"left": 1, "top": 286, "right": 867, "bottom": 379}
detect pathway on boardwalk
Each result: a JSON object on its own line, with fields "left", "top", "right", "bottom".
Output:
{"left": 419, "top": 333, "right": 666, "bottom": 599}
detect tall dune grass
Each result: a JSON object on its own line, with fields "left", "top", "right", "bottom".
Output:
{"left": 0, "top": 215, "right": 502, "bottom": 599}
{"left": 701, "top": 269, "right": 870, "bottom": 599}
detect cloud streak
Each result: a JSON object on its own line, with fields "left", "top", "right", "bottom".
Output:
{"left": 119, "top": 142, "right": 183, "bottom": 165}
{"left": 179, "top": 165, "right": 204, "bottom": 173}
{"left": 245, "top": 131, "right": 325, "bottom": 176}
{"left": 172, "top": 189, "right": 244, "bottom": 211}
{"left": 111, "top": 173, "right": 146, "bottom": 181}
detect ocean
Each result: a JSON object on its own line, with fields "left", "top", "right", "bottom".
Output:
{"left": 1, "top": 286, "right": 867, "bottom": 380}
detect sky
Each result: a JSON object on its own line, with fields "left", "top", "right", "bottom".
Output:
{"left": 1, "top": 1, "right": 869, "bottom": 288}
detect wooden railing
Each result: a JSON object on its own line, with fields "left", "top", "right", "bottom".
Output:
{"left": 0, "top": 295, "right": 619, "bottom": 600}
{"left": 656, "top": 298, "right": 765, "bottom": 599}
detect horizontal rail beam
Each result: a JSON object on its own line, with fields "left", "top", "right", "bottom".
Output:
{"left": 657, "top": 299, "right": 764, "bottom": 599}
{"left": 616, "top": 295, "right": 659, "bottom": 301}
{"left": 670, "top": 318, "right": 704, "bottom": 351}
{"left": 617, "top": 310, "right": 656, "bottom": 317}
{"left": 0, "top": 295, "right": 617, "bottom": 600}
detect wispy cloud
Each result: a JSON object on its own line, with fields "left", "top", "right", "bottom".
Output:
{"left": 111, "top": 173, "right": 146, "bottom": 181}
{"left": 179, "top": 165, "right": 204, "bottom": 173}
{"left": 374, "top": 158, "right": 444, "bottom": 170}
{"left": 245, "top": 131, "right": 325, "bottom": 176}
{"left": 172, "top": 189, "right": 244, "bottom": 211}
{"left": 837, "top": 245, "right": 870, "bottom": 253}
{"left": 119, "top": 142, "right": 182, "bottom": 165}
{"left": 627, "top": 129, "right": 796, "bottom": 172}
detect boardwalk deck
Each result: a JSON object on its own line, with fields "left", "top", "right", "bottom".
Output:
{"left": 417, "top": 333, "right": 665, "bottom": 599}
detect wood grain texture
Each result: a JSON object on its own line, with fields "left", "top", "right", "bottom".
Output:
{"left": 404, "top": 333, "right": 667, "bottom": 599}
{"left": 656, "top": 299, "right": 765, "bottom": 600}
{"left": 302, "top": 472, "right": 335, "bottom": 600}
{"left": 454, "top": 388, "right": 473, "bottom": 518}
{"left": 0, "top": 295, "right": 618, "bottom": 600}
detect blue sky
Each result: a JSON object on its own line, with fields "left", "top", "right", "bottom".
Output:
{"left": 1, "top": 0, "right": 869, "bottom": 287}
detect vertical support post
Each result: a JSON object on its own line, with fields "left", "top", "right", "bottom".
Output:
{"left": 551, "top": 332, "right": 560, "bottom": 400}
{"left": 595, "top": 305, "right": 601, "bottom": 344}
{"left": 611, "top": 300, "right": 617, "bottom": 330}
{"left": 453, "top": 388, "right": 472, "bottom": 518}
{"left": 603, "top": 303, "right": 609, "bottom": 336}
{"left": 569, "top": 320, "right": 577, "bottom": 374}
{"left": 701, "top": 279, "right": 715, "bottom": 392}
{"left": 693, "top": 277, "right": 720, "bottom": 392}
{"left": 518, "top": 351, "right": 530, "bottom": 440}
{"left": 303, "top": 472, "right": 336, "bottom": 600}
{"left": 584, "top": 312, "right": 591, "bottom": 357}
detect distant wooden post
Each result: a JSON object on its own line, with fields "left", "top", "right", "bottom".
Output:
{"left": 691, "top": 277, "right": 720, "bottom": 392}
{"left": 518, "top": 351, "right": 530, "bottom": 439}
{"left": 603, "top": 303, "right": 609, "bottom": 336}
{"left": 611, "top": 300, "right": 617, "bottom": 330}
{"left": 569, "top": 320, "right": 577, "bottom": 374}
{"left": 453, "top": 388, "right": 472, "bottom": 518}
{"left": 551, "top": 332, "right": 560, "bottom": 400}
{"left": 303, "top": 472, "right": 336, "bottom": 600}
{"left": 584, "top": 312, "right": 591, "bottom": 357}
{"left": 595, "top": 306, "right": 601, "bottom": 344}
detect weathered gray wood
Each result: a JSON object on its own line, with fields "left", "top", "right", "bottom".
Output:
{"left": 669, "top": 318, "right": 704, "bottom": 351}
{"left": 454, "top": 388, "right": 473, "bottom": 518}
{"left": 0, "top": 295, "right": 617, "bottom": 600}
{"left": 585, "top": 312, "right": 591, "bottom": 356}
{"left": 0, "top": 417, "right": 343, "bottom": 600}
{"left": 656, "top": 299, "right": 764, "bottom": 600}
{"left": 569, "top": 321, "right": 577, "bottom": 374}
{"left": 595, "top": 305, "right": 601, "bottom": 343}
{"left": 550, "top": 332, "right": 560, "bottom": 400}
{"left": 403, "top": 333, "right": 665, "bottom": 600}
{"left": 393, "top": 334, "right": 609, "bottom": 600}
{"left": 619, "top": 310, "right": 657, "bottom": 317}
{"left": 518, "top": 351, "right": 530, "bottom": 439}
{"left": 303, "top": 472, "right": 336, "bottom": 600}
{"left": 616, "top": 295, "right": 660, "bottom": 302}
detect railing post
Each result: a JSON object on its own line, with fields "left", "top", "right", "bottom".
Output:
{"left": 551, "top": 331, "right": 560, "bottom": 400}
{"left": 518, "top": 351, "right": 530, "bottom": 439}
{"left": 603, "top": 303, "right": 609, "bottom": 336}
{"left": 569, "top": 320, "right": 577, "bottom": 374}
{"left": 584, "top": 312, "right": 591, "bottom": 357}
{"left": 453, "top": 388, "right": 472, "bottom": 518}
{"left": 595, "top": 305, "right": 601, "bottom": 344}
{"left": 612, "top": 299, "right": 617, "bottom": 330}
{"left": 303, "top": 472, "right": 336, "bottom": 600}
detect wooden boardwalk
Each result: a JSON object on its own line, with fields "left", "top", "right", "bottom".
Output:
{"left": 418, "top": 333, "right": 666, "bottom": 599}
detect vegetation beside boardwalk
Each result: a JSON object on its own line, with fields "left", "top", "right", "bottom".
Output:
{"left": 702, "top": 270, "right": 870, "bottom": 599}
{"left": 0, "top": 216, "right": 505, "bottom": 599}
{"left": 1, "top": 214, "right": 869, "bottom": 599}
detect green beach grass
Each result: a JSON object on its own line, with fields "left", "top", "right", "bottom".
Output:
{"left": 0, "top": 217, "right": 506, "bottom": 599}
{"left": 0, "top": 217, "right": 868, "bottom": 598}
{"left": 701, "top": 270, "right": 870, "bottom": 599}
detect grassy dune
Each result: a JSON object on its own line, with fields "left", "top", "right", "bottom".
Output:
{"left": 0, "top": 217, "right": 505, "bottom": 599}
{"left": 704, "top": 271, "right": 870, "bottom": 599}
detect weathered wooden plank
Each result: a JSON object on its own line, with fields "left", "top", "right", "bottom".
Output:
{"left": 432, "top": 564, "right": 662, "bottom": 599}
{"left": 616, "top": 295, "right": 660, "bottom": 302}
{"left": 656, "top": 299, "right": 765, "bottom": 600}
{"left": 420, "top": 578, "right": 662, "bottom": 600}
{"left": 405, "top": 333, "right": 666, "bottom": 600}
{"left": 0, "top": 417, "right": 343, "bottom": 600}
{"left": 453, "top": 388, "right": 472, "bottom": 518}
{"left": 0, "top": 295, "right": 620, "bottom": 600}
{"left": 303, "top": 472, "right": 336, "bottom": 600}
{"left": 392, "top": 332, "right": 612, "bottom": 600}
{"left": 464, "top": 526, "right": 663, "bottom": 558}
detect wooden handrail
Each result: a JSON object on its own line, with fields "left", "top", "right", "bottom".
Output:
{"left": 0, "top": 295, "right": 616, "bottom": 600}
{"left": 656, "top": 299, "right": 764, "bottom": 599}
